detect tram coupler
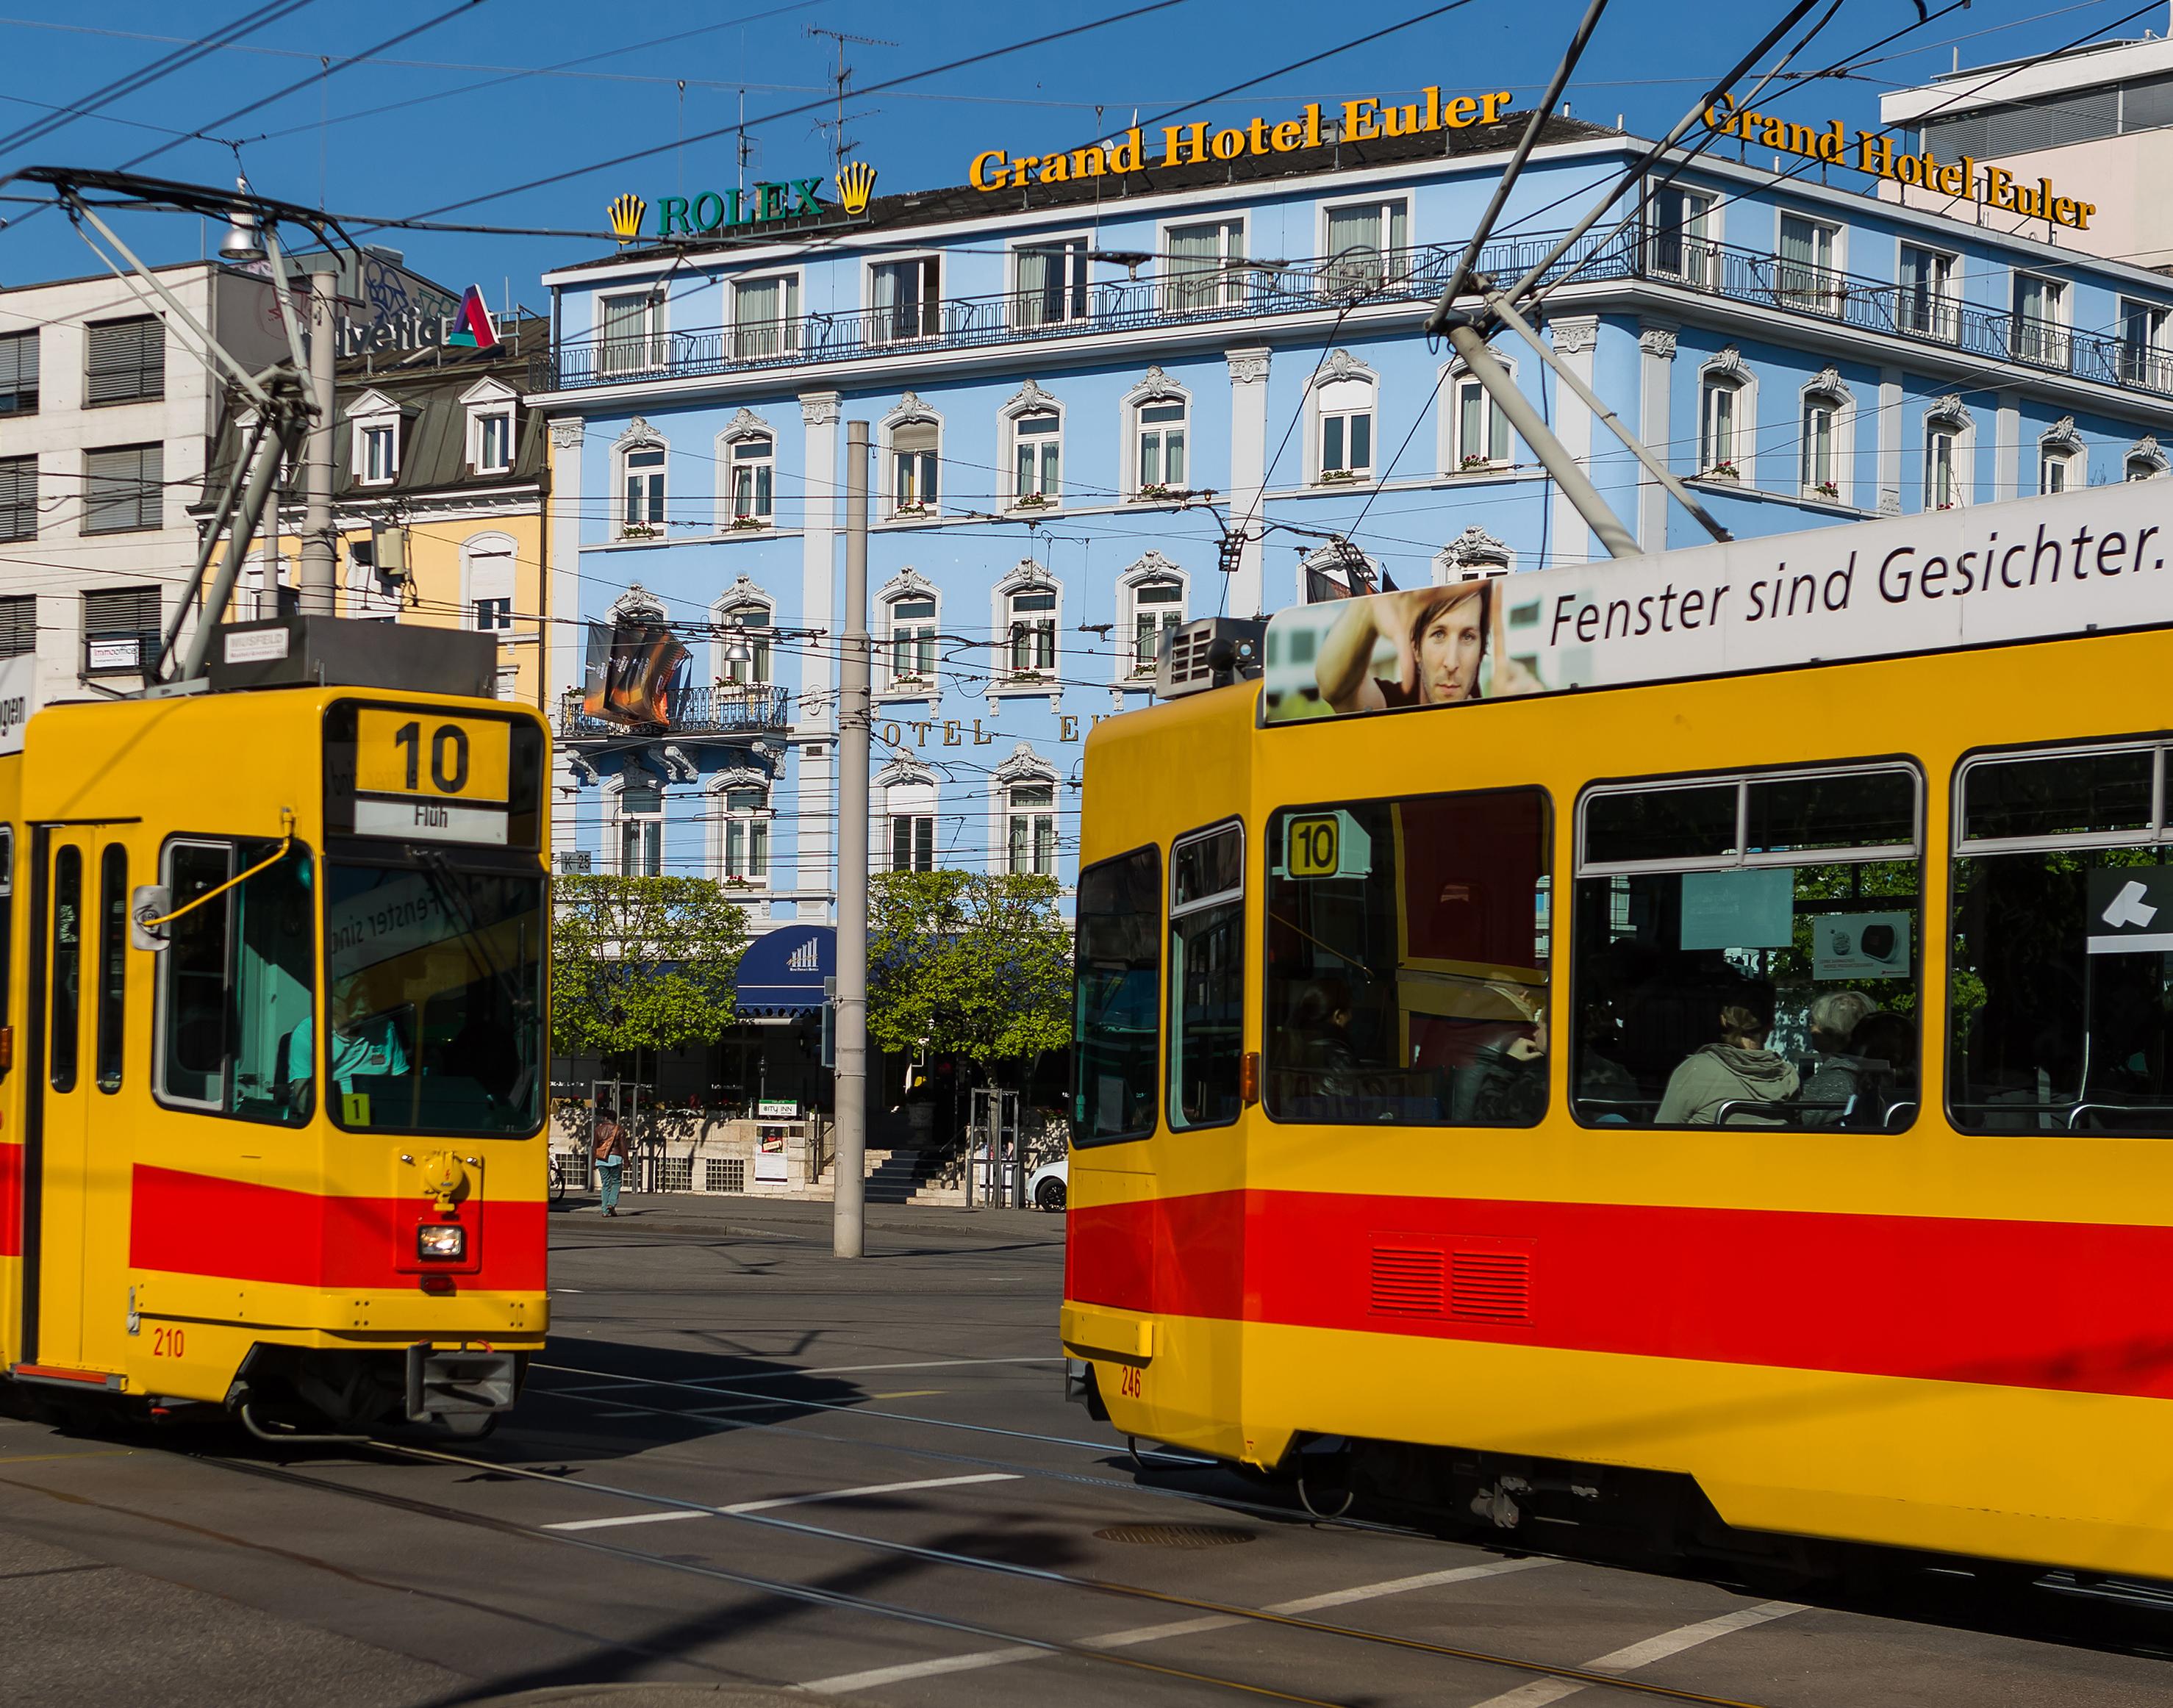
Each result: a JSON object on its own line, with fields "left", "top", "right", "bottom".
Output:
{"left": 404, "top": 1344, "right": 517, "bottom": 1423}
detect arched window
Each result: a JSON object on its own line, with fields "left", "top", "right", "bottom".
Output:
{"left": 615, "top": 417, "right": 667, "bottom": 537}
{"left": 2039, "top": 417, "right": 2084, "bottom": 495}
{"left": 880, "top": 760, "right": 938, "bottom": 872}
{"left": 1300, "top": 540, "right": 1381, "bottom": 603}
{"left": 715, "top": 581, "right": 771, "bottom": 686}
{"left": 1118, "top": 551, "right": 1187, "bottom": 679}
{"left": 1798, "top": 368, "right": 1852, "bottom": 503}
{"left": 719, "top": 408, "right": 776, "bottom": 526}
{"left": 1435, "top": 527, "right": 1512, "bottom": 584}
{"left": 462, "top": 531, "right": 518, "bottom": 631}
{"left": 1924, "top": 397, "right": 1973, "bottom": 509}
{"left": 881, "top": 572, "right": 940, "bottom": 691}
{"left": 720, "top": 788, "right": 770, "bottom": 885}
{"left": 1312, "top": 351, "right": 1376, "bottom": 482}
{"left": 1698, "top": 351, "right": 1751, "bottom": 478}
{"left": 1003, "top": 379, "right": 1063, "bottom": 509}
{"left": 1008, "top": 586, "right": 1056, "bottom": 677}
{"left": 2125, "top": 434, "right": 2168, "bottom": 482}
{"left": 1445, "top": 359, "right": 1514, "bottom": 472}
{"left": 1124, "top": 367, "right": 1192, "bottom": 499}
{"left": 883, "top": 394, "right": 941, "bottom": 520}
{"left": 615, "top": 776, "right": 664, "bottom": 876}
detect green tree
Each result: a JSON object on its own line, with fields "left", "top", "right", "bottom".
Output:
{"left": 551, "top": 874, "right": 750, "bottom": 1066}
{"left": 868, "top": 870, "right": 1072, "bottom": 1080}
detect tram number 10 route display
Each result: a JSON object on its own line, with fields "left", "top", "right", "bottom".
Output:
{"left": 1261, "top": 483, "right": 2173, "bottom": 725}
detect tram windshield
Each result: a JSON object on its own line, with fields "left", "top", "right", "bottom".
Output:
{"left": 318, "top": 858, "right": 545, "bottom": 1135}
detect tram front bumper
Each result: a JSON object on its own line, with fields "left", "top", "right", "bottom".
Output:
{"left": 405, "top": 1344, "right": 518, "bottom": 1421}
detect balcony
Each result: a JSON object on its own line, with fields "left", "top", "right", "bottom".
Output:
{"left": 559, "top": 683, "right": 791, "bottom": 743}
{"left": 534, "top": 225, "right": 2172, "bottom": 403}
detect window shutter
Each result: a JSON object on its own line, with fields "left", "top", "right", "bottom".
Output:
{"left": 0, "top": 331, "right": 37, "bottom": 412}
{"left": 83, "top": 443, "right": 162, "bottom": 533}
{"left": 0, "top": 455, "right": 34, "bottom": 542}
{"left": 85, "top": 584, "right": 162, "bottom": 635}
{"left": 468, "top": 549, "right": 516, "bottom": 606}
{"left": 85, "top": 316, "right": 164, "bottom": 405}
{"left": 0, "top": 595, "right": 34, "bottom": 657}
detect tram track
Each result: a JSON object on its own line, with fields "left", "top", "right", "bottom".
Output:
{"left": 162, "top": 1432, "right": 1788, "bottom": 1708}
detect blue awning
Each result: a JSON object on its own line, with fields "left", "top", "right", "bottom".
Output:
{"left": 735, "top": 924, "right": 835, "bottom": 1016}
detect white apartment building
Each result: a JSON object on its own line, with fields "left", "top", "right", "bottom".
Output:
{"left": 0, "top": 262, "right": 295, "bottom": 714}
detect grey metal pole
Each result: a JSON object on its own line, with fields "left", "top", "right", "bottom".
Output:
{"left": 832, "top": 420, "right": 871, "bottom": 1259}
{"left": 1481, "top": 284, "right": 1731, "bottom": 545}
{"left": 1443, "top": 322, "right": 1639, "bottom": 560}
{"left": 299, "top": 268, "right": 338, "bottom": 617}
{"left": 177, "top": 415, "right": 306, "bottom": 681}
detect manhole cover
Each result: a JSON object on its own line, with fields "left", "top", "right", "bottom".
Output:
{"left": 1092, "top": 1523, "right": 1257, "bottom": 1549}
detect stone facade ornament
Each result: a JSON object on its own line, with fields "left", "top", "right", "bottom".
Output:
{"left": 1225, "top": 347, "right": 1271, "bottom": 384}
{"left": 992, "top": 741, "right": 1056, "bottom": 785}
{"left": 1637, "top": 325, "right": 1678, "bottom": 359}
{"left": 548, "top": 417, "right": 586, "bottom": 450}
{"left": 1550, "top": 317, "right": 1599, "bottom": 355}
{"left": 799, "top": 392, "right": 841, "bottom": 426}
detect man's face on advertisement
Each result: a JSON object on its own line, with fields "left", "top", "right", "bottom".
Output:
{"left": 1417, "top": 600, "right": 1483, "bottom": 703}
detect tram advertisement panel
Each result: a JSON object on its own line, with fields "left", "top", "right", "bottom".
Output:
{"left": 1262, "top": 481, "right": 2173, "bottom": 723}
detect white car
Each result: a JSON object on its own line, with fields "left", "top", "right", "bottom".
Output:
{"left": 1026, "top": 1155, "right": 1067, "bottom": 1212}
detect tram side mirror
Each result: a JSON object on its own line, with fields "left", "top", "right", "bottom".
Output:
{"left": 132, "top": 885, "right": 172, "bottom": 952}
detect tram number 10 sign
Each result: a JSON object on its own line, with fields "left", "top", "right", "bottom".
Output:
{"left": 353, "top": 708, "right": 512, "bottom": 846}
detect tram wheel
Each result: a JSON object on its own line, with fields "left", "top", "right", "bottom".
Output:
{"left": 435, "top": 1411, "right": 501, "bottom": 1440}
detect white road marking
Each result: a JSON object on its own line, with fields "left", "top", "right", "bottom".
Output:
{"left": 544, "top": 1472, "right": 1018, "bottom": 1532}
{"left": 690, "top": 1357, "right": 1062, "bottom": 1383}
{"left": 1464, "top": 1599, "right": 1805, "bottom": 1708}
{"left": 796, "top": 1554, "right": 1555, "bottom": 1693}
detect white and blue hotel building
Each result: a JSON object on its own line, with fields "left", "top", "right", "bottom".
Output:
{"left": 529, "top": 105, "right": 2173, "bottom": 942}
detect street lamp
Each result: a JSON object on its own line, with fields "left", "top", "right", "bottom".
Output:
{"left": 218, "top": 176, "right": 265, "bottom": 265}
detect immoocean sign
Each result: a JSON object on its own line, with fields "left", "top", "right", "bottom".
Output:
{"left": 608, "top": 159, "right": 878, "bottom": 243}
{"left": 969, "top": 88, "right": 1518, "bottom": 191}
{"left": 1705, "top": 93, "right": 2098, "bottom": 230}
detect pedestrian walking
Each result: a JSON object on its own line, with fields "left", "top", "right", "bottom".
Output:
{"left": 593, "top": 1099, "right": 625, "bottom": 1216}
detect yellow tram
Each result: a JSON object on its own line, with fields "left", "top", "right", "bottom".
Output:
{"left": 0, "top": 618, "right": 550, "bottom": 1435}
{"left": 1066, "top": 484, "right": 2173, "bottom": 1581}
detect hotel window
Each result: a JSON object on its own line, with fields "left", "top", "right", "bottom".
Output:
{"left": 600, "top": 292, "right": 663, "bottom": 375}
{"left": 892, "top": 813, "right": 935, "bottom": 872}
{"left": 887, "top": 595, "right": 937, "bottom": 685}
{"left": 1451, "top": 368, "right": 1512, "bottom": 470}
{"left": 1136, "top": 400, "right": 1186, "bottom": 494}
{"left": 85, "top": 315, "right": 163, "bottom": 405}
{"left": 2127, "top": 444, "right": 2167, "bottom": 481}
{"left": 1647, "top": 185, "right": 1715, "bottom": 284}
{"left": 1325, "top": 198, "right": 1409, "bottom": 292}
{"left": 1925, "top": 420, "right": 1963, "bottom": 508}
{"left": 1898, "top": 245, "right": 1957, "bottom": 340}
{"left": 871, "top": 256, "right": 941, "bottom": 342}
{"left": 618, "top": 783, "right": 664, "bottom": 877}
{"left": 623, "top": 445, "right": 666, "bottom": 531}
{"left": 1008, "top": 586, "right": 1057, "bottom": 676}
{"left": 1012, "top": 409, "right": 1061, "bottom": 505}
{"left": 473, "top": 409, "right": 513, "bottom": 473}
{"left": 2013, "top": 273, "right": 2069, "bottom": 368}
{"left": 891, "top": 420, "right": 939, "bottom": 516}
{"left": 82, "top": 443, "right": 162, "bottom": 534}
{"left": 1800, "top": 396, "right": 1838, "bottom": 496}
{"left": 720, "top": 601, "right": 771, "bottom": 686}
{"left": 468, "top": 544, "right": 516, "bottom": 631}
{"left": 729, "top": 434, "right": 775, "bottom": 522}
{"left": 1128, "top": 576, "right": 1185, "bottom": 677}
{"left": 1007, "top": 783, "right": 1057, "bottom": 876}
{"left": 1699, "top": 378, "right": 1742, "bottom": 474}
{"left": 1015, "top": 237, "right": 1089, "bottom": 328}
{"left": 721, "top": 789, "right": 770, "bottom": 884}
{"left": 1776, "top": 215, "right": 1840, "bottom": 314}
{"left": 2121, "top": 298, "right": 2171, "bottom": 389}
{"left": 731, "top": 275, "right": 801, "bottom": 359}
{"left": 1165, "top": 218, "right": 1245, "bottom": 313}
{"left": 2041, "top": 435, "right": 2081, "bottom": 495}
{"left": 0, "top": 455, "right": 33, "bottom": 542}
{"left": 1317, "top": 374, "right": 1375, "bottom": 481}
{"left": 0, "top": 330, "right": 37, "bottom": 415}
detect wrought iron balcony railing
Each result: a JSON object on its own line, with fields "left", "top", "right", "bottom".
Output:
{"left": 558, "top": 683, "right": 791, "bottom": 741}
{"left": 534, "top": 227, "right": 2173, "bottom": 401}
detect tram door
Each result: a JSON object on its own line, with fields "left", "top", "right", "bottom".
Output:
{"left": 27, "top": 825, "right": 129, "bottom": 1373}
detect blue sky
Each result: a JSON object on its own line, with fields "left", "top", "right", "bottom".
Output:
{"left": 0, "top": 0, "right": 2155, "bottom": 300}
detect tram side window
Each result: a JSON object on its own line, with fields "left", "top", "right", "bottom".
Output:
{"left": 96, "top": 843, "right": 124, "bottom": 1092}
{"left": 155, "top": 838, "right": 315, "bottom": 1125}
{"left": 1169, "top": 823, "right": 1245, "bottom": 1130}
{"left": 1074, "top": 844, "right": 1160, "bottom": 1144}
{"left": 1572, "top": 767, "right": 1922, "bottom": 1130}
{"left": 1265, "top": 789, "right": 1550, "bottom": 1126}
{"left": 1951, "top": 742, "right": 2173, "bottom": 1134}
{"left": 50, "top": 845, "right": 79, "bottom": 1094}
{"left": 0, "top": 828, "right": 13, "bottom": 1049}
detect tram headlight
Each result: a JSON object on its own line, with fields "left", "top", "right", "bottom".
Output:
{"left": 418, "top": 1223, "right": 466, "bottom": 1262}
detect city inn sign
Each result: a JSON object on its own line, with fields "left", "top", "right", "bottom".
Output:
{"left": 608, "top": 159, "right": 878, "bottom": 244}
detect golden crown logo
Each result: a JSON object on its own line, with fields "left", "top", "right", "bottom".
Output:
{"left": 607, "top": 193, "right": 647, "bottom": 243}
{"left": 837, "top": 159, "right": 878, "bottom": 217}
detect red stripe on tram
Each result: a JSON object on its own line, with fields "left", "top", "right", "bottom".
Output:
{"left": 1067, "top": 1189, "right": 2173, "bottom": 1402}
{"left": 129, "top": 1164, "right": 546, "bottom": 1291}
{"left": 0, "top": 1142, "right": 21, "bottom": 1259}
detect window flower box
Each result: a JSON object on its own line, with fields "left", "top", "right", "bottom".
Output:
{"left": 1810, "top": 480, "right": 1840, "bottom": 501}
{"left": 1460, "top": 453, "right": 1494, "bottom": 472}
{"left": 893, "top": 499, "right": 932, "bottom": 520}
{"left": 728, "top": 514, "right": 767, "bottom": 531}
{"left": 1319, "top": 467, "right": 1362, "bottom": 484}
{"left": 1013, "top": 492, "right": 1051, "bottom": 509}
{"left": 1701, "top": 462, "right": 1739, "bottom": 484}
{"left": 620, "top": 523, "right": 661, "bottom": 540}
{"left": 1136, "top": 482, "right": 1178, "bottom": 502}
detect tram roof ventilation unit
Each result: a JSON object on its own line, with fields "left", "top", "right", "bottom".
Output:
{"left": 205, "top": 615, "right": 499, "bottom": 698}
{"left": 1158, "top": 617, "right": 1265, "bottom": 700}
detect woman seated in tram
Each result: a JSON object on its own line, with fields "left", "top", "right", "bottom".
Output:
{"left": 1655, "top": 988, "right": 1800, "bottom": 1125}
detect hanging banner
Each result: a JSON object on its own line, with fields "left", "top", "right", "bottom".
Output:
{"left": 582, "top": 620, "right": 692, "bottom": 728}
{"left": 1262, "top": 483, "right": 2173, "bottom": 725}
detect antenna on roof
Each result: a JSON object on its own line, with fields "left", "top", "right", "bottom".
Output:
{"left": 806, "top": 25, "right": 897, "bottom": 183}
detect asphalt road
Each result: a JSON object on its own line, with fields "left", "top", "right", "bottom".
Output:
{"left": 4, "top": 1194, "right": 2173, "bottom": 1708}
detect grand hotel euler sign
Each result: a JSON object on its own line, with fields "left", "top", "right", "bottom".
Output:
{"left": 1705, "top": 92, "right": 2099, "bottom": 230}
{"left": 968, "top": 88, "right": 1519, "bottom": 191}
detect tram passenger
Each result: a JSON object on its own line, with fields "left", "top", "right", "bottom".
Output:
{"left": 1282, "top": 977, "right": 1363, "bottom": 1084}
{"left": 1654, "top": 994, "right": 1800, "bottom": 1125}
{"left": 1798, "top": 989, "right": 1878, "bottom": 1125}
{"left": 286, "top": 978, "right": 411, "bottom": 1115}
{"left": 1836, "top": 1011, "right": 1917, "bottom": 1129}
